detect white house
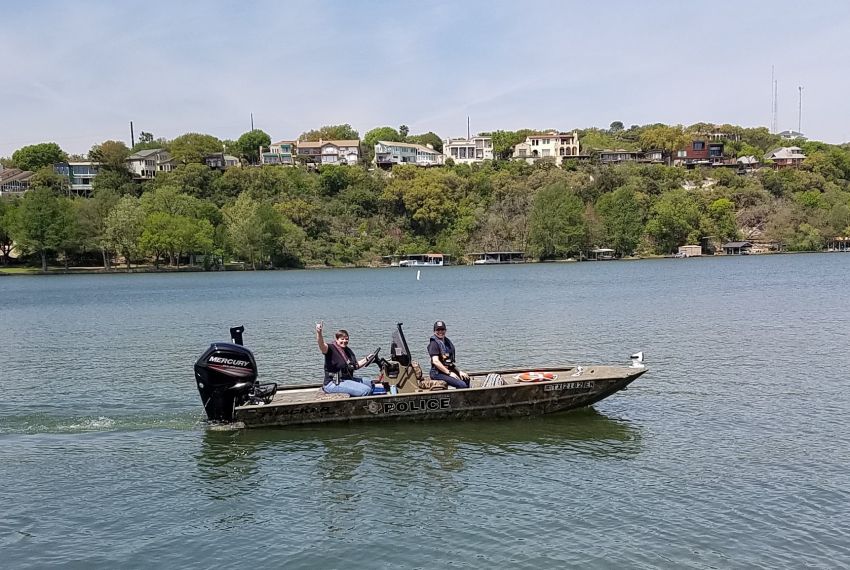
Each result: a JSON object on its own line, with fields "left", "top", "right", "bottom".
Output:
{"left": 512, "top": 131, "right": 580, "bottom": 165}
{"left": 260, "top": 140, "right": 296, "bottom": 165}
{"left": 374, "top": 141, "right": 444, "bottom": 168}
{"left": 443, "top": 136, "right": 493, "bottom": 164}
{"left": 126, "top": 149, "right": 176, "bottom": 180}
{"left": 297, "top": 140, "right": 361, "bottom": 165}
{"left": 764, "top": 146, "right": 806, "bottom": 169}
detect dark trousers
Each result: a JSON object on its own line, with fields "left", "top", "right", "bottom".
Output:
{"left": 430, "top": 369, "right": 468, "bottom": 389}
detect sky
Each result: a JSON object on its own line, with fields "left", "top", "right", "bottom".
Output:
{"left": 2, "top": 0, "right": 850, "bottom": 158}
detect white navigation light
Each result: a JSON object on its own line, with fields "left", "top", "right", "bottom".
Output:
{"left": 630, "top": 352, "right": 645, "bottom": 368}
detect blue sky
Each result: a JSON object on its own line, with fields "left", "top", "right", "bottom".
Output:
{"left": 2, "top": 0, "right": 849, "bottom": 157}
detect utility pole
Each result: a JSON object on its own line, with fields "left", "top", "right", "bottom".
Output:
{"left": 798, "top": 86, "right": 803, "bottom": 134}
{"left": 130, "top": 121, "right": 135, "bottom": 148}
{"left": 250, "top": 113, "right": 254, "bottom": 131}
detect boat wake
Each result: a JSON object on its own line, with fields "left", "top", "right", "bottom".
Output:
{"left": 0, "top": 411, "right": 205, "bottom": 435}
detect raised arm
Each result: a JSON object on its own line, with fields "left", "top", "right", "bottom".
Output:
{"left": 316, "top": 321, "right": 329, "bottom": 354}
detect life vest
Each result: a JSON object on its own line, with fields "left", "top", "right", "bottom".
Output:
{"left": 324, "top": 343, "right": 356, "bottom": 382}
{"left": 429, "top": 335, "right": 457, "bottom": 372}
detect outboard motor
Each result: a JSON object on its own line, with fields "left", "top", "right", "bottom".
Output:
{"left": 194, "top": 326, "right": 276, "bottom": 422}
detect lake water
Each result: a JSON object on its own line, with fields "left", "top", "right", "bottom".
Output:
{"left": 2, "top": 254, "right": 849, "bottom": 568}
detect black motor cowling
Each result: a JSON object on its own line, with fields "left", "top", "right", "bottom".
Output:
{"left": 194, "top": 341, "right": 258, "bottom": 422}
{"left": 195, "top": 327, "right": 277, "bottom": 422}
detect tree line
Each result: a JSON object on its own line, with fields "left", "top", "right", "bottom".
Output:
{"left": 2, "top": 122, "right": 850, "bottom": 271}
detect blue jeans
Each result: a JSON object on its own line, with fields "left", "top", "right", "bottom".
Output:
{"left": 323, "top": 376, "right": 373, "bottom": 397}
{"left": 430, "top": 370, "right": 468, "bottom": 389}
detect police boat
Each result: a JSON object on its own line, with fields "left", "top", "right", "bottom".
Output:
{"left": 193, "top": 323, "right": 648, "bottom": 429}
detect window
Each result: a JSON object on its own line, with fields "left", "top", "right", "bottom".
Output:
{"left": 693, "top": 141, "right": 705, "bottom": 151}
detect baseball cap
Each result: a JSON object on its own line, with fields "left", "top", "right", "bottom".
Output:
{"left": 433, "top": 321, "right": 447, "bottom": 331}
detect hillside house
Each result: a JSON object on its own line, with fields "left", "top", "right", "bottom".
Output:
{"left": 674, "top": 140, "right": 726, "bottom": 167}
{"left": 512, "top": 131, "right": 580, "bottom": 166}
{"left": 443, "top": 136, "right": 493, "bottom": 164}
{"left": 0, "top": 168, "right": 34, "bottom": 197}
{"left": 764, "top": 147, "right": 806, "bottom": 169}
{"left": 260, "top": 140, "right": 296, "bottom": 165}
{"left": 297, "top": 140, "right": 360, "bottom": 166}
{"left": 374, "top": 141, "right": 444, "bottom": 168}
{"left": 126, "top": 149, "right": 176, "bottom": 180}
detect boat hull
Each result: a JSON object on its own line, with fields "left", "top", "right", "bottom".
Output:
{"left": 233, "top": 365, "right": 646, "bottom": 429}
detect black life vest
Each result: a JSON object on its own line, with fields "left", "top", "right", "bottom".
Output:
{"left": 324, "top": 343, "right": 356, "bottom": 382}
{"left": 429, "top": 335, "right": 457, "bottom": 370}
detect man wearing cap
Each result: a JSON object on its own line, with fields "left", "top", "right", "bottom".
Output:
{"left": 427, "top": 321, "right": 471, "bottom": 389}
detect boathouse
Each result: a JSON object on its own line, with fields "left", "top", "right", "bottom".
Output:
{"left": 677, "top": 245, "right": 702, "bottom": 257}
{"left": 722, "top": 241, "right": 752, "bottom": 255}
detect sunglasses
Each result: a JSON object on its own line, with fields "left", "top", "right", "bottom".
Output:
{"left": 435, "top": 328, "right": 446, "bottom": 332}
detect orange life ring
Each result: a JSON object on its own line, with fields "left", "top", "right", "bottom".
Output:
{"left": 515, "top": 371, "right": 558, "bottom": 382}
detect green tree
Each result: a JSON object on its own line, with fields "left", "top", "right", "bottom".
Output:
{"left": 133, "top": 132, "right": 169, "bottom": 152}
{"left": 151, "top": 163, "right": 221, "bottom": 199}
{"left": 399, "top": 125, "right": 409, "bottom": 139}
{"left": 105, "top": 196, "right": 144, "bottom": 271}
{"left": 318, "top": 165, "right": 353, "bottom": 196}
{"left": 89, "top": 140, "right": 131, "bottom": 171}
{"left": 57, "top": 198, "right": 83, "bottom": 270}
{"left": 407, "top": 131, "right": 443, "bottom": 152}
{"left": 236, "top": 129, "right": 271, "bottom": 165}
{"left": 609, "top": 121, "right": 624, "bottom": 132}
{"left": 703, "top": 197, "right": 738, "bottom": 244}
{"left": 644, "top": 189, "right": 702, "bottom": 253}
{"left": 77, "top": 188, "right": 120, "bottom": 268}
{"left": 0, "top": 199, "right": 17, "bottom": 265}
{"left": 596, "top": 186, "right": 646, "bottom": 256}
{"left": 92, "top": 169, "right": 137, "bottom": 196}
{"left": 31, "top": 166, "right": 68, "bottom": 195}
{"left": 639, "top": 125, "right": 689, "bottom": 164}
{"left": 170, "top": 133, "right": 223, "bottom": 164}
{"left": 527, "top": 182, "right": 586, "bottom": 259}
{"left": 365, "top": 126, "right": 402, "bottom": 146}
{"left": 225, "top": 193, "right": 264, "bottom": 269}
{"left": 11, "top": 143, "right": 67, "bottom": 171}
{"left": 298, "top": 124, "right": 359, "bottom": 142}
{"left": 140, "top": 212, "right": 176, "bottom": 268}
{"left": 12, "top": 186, "right": 71, "bottom": 270}
{"left": 487, "top": 130, "right": 534, "bottom": 160}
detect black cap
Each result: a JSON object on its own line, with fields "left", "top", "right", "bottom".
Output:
{"left": 433, "top": 321, "right": 447, "bottom": 331}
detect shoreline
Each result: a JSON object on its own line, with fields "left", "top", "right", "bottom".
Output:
{"left": 0, "top": 250, "right": 838, "bottom": 276}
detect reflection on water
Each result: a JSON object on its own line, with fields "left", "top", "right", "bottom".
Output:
{"left": 194, "top": 409, "right": 641, "bottom": 502}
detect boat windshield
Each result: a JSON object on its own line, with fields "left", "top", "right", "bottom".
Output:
{"left": 390, "top": 324, "right": 411, "bottom": 366}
